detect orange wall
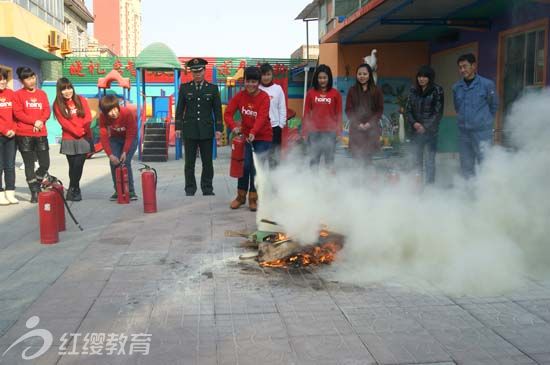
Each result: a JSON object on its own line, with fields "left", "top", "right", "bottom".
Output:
{"left": 319, "top": 41, "right": 430, "bottom": 81}
{"left": 288, "top": 98, "right": 304, "bottom": 119}
{"left": 94, "top": 0, "right": 121, "bottom": 55}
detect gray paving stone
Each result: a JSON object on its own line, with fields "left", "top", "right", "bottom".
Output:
{"left": 462, "top": 302, "right": 547, "bottom": 328}
{"left": 290, "top": 334, "right": 376, "bottom": 365}
{"left": 516, "top": 299, "right": 550, "bottom": 322}
{"left": 494, "top": 324, "right": 550, "bottom": 356}
{"left": 215, "top": 313, "right": 288, "bottom": 341}
{"left": 404, "top": 305, "right": 486, "bottom": 330}
{"left": 0, "top": 343, "right": 61, "bottom": 365}
{"left": 217, "top": 337, "right": 295, "bottom": 365}
{"left": 0, "top": 315, "right": 83, "bottom": 346}
{"left": 429, "top": 327, "right": 525, "bottom": 362}
{"left": 359, "top": 329, "right": 452, "bottom": 364}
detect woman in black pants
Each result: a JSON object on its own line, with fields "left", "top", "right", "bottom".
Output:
{"left": 13, "top": 67, "right": 51, "bottom": 203}
{"left": 53, "top": 78, "right": 93, "bottom": 201}
{"left": 0, "top": 68, "right": 19, "bottom": 205}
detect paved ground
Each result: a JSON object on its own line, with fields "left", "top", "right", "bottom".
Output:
{"left": 1, "top": 146, "right": 549, "bottom": 365}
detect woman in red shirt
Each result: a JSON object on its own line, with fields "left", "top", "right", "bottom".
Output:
{"left": 302, "top": 64, "right": 342, "bottom": 167}
{"left": 53, "top": 77, "right": 93, "bottom": 201}
{"left": 0, "top": 68, "right": 19, "bottom": 205}
{"left": 99, "top": 95, "right": 138, "bottom": 201}
{"left": 224, "top": 67, "right": 272, "bottom": 211}
{"left": 13, "top": 67, "right": 51, "bottom": 203}
{"left": 345, "top": 63, "right": 384, "bottom": 164}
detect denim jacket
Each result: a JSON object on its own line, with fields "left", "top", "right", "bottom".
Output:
{"left": 452, "top": 75, "right": 498, "bottom": 131}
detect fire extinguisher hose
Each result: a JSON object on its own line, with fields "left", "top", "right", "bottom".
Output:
{"left": 52, "top": 187, "right": 84, "bottom": 231}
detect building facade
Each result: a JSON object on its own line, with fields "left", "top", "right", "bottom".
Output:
{"left": 298, "top": 0, "right": 550, "bottom": 150}
{"left": 93, "top": 0, "right": 141, "bottom": 57}
{"left": 63, "top": 0, "right": 94, "bottom": 55}
{"left": 0, "top": 0, "right": 67, "bottom": 88}
{"left": 291, "top": 45, "right": 320, "bottom": 60}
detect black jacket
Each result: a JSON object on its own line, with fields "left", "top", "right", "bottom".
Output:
{"left": 406, "top": 84, "right": 444, "bottom": 134}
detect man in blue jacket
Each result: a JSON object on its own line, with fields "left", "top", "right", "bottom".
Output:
{"left": 452, "top": 53, "right": 498, "bottom": 179}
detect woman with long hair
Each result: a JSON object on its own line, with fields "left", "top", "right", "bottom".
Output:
{"left": 302, "top": 64, "right": 342, "bottom": 167}
{"left": 53, "top": 77, "right": 93, "bottom": 201}
{"left": 345, "top": 63, "right": 384, "bottom": 164}
{"left": 0, "top": 68, "right": 19, "bottom": 205}
{"left": 13, "top": 66, "right": 51, "bottom": 203}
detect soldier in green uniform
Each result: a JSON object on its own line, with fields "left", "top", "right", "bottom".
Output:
{"left": 175, "top": 58, "right": 223, "bottom": 196}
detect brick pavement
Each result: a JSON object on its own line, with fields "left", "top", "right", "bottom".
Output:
{"left": 0, "top": 147, "right": 549, "bottom": 364}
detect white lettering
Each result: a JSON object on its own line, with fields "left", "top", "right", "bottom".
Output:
{"left": 0, "top": 101, "right": 12, "bottom": 108}
{"left": 315, "top": 96, "right": 332, "bottom": 105}
{"left": 26, "top": 100, "right": 43, "bottom": 109}
{"left": 241, "top": 106, "right": 258, "bottom": 117}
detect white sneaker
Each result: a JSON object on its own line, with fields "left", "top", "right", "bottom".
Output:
{"left": 5, "top": 191, "right": 19, "bottom": 204}
{"left": 0, "top": 192, "right": 10, "bottom": 206}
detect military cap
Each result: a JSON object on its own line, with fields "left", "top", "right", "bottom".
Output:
{"left": 187, "top": 58, "right": 208, "bottom": 72}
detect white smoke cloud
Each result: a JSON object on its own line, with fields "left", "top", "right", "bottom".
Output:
{"left": 255, "top": 90, "right": 550, "bottom": 296}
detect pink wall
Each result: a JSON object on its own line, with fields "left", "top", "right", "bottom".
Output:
{"left": 93, "top": 0, "right": 121, "bottom": 55}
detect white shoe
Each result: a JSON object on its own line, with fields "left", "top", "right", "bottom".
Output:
{"left": 5, "top": 190, "right": 19, "bottom": 204}
{"left": 0, "top": 192, "right": 9, "bottom": 206}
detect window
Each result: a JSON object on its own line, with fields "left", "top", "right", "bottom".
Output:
{"left": 505, "top": 28, "right": 546, "bottom": 88}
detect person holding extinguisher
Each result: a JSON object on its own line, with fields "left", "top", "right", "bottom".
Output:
{"left": 0, "top": 68, "right": 19, "bottom": 205}
{"left": 53, "top": 77, "right": 93, "bottom": 201}
{"left": 13, "top": 66, "right": 51, "bottom": 203}
{"left": 224, "top": 66, "right": 272, "bottom": 212}
{"left": 98, "top": 95, "right": 138, "bottom": 201}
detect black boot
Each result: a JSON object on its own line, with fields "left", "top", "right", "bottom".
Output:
{"left": 72, "top": 187, "right": 82, "bottom": 202}
{"left": 65, "top": 187, "right": 75, "bottom": 201}
{"left": 29, "top": 182, "right": 40, "bottom": 204}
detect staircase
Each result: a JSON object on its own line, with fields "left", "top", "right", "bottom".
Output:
{"left": 141, "top": 122, "right": 168, "bottom": 162}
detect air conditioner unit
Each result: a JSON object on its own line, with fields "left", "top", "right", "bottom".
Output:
{"left": 60, "top": 39, "right": 72, "bottom": 55}
{"left": 48, "top": 30, "right": 61, "bottom": 50}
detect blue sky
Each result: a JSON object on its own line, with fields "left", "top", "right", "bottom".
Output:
{"left": 84, "top": 0, "right": 319, "bottom": 58}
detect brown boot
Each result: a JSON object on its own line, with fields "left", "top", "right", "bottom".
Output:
{"left": 248, "top": 192, "right": 258, "bottom": 212}
{"left": 230, "top": 189, "right": 247, "bottom": 209}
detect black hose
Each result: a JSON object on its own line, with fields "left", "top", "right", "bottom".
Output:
{"left": 51, "top": 186, "right": 84, "bottom": 231}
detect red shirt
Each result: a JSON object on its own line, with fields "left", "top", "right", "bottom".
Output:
{"left": 224, "top": 90, "right": 272, "bottom": 141}
{"left": 99, "top": 106, "right": 137, "bottom": 155}
{"left": 54, "top": 96, "right": 92, "bottom": 141}
{"left": 302, "top": 88, "right": 343, "bottom": 137}
{"left": 0, "top": 88, "right": 15, "bottom": 136}
{"left": 13, "top": 88, "right": 51, "bottom": 137}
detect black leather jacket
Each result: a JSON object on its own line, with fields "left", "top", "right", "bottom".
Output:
{"left": 406, "top": 84, "right": 444, "bottom": 134}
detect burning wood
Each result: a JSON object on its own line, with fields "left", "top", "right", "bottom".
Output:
{"left": 257, "top": 229, "right": 345, "bottom": 269}
{"left": 259, "top": 241, "right": 343, "bottom": 268}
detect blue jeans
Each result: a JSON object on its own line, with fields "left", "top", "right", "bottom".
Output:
{"left": 414, "top": 133, "right": 437, "bottom": 184}
{"left": 238, "top": 140, "right": 271, "bottom": 193}
{"left": 458, "top": 128, "right": 493, "bottom": 179}
{"left": 109, "top": 137, "right": 138, "bottom": 192}
{"left": 0, "top": 136, "right": 16, "bottom": 191}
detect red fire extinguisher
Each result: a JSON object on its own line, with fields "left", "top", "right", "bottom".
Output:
{"left": 230, "top": 134, "right": 245, "bottom": 178}
{"left": 51, "top": 182, "right": 65, "bottom": 232}
{"left": 115, "top": 165, "right": 130, "bottom": 204}
{"left": 140, "top": 164, "right": 157, "bottom": 214}
{"left": 38, "top": 190, "right": 59, "bottom": 244}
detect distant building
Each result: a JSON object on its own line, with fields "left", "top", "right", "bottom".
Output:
{"left": 63, "top": 0, "right": 94, "bottom": 55}
{"left": 93, "top": 0, "right": 141, "bottom": 57}
{"left": 291, "top": 45, "right": 319, "bottom": 60}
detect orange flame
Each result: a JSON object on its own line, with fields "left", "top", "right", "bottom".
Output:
{"left": 259, "top": 242, "right": 342, "bottom": 269}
